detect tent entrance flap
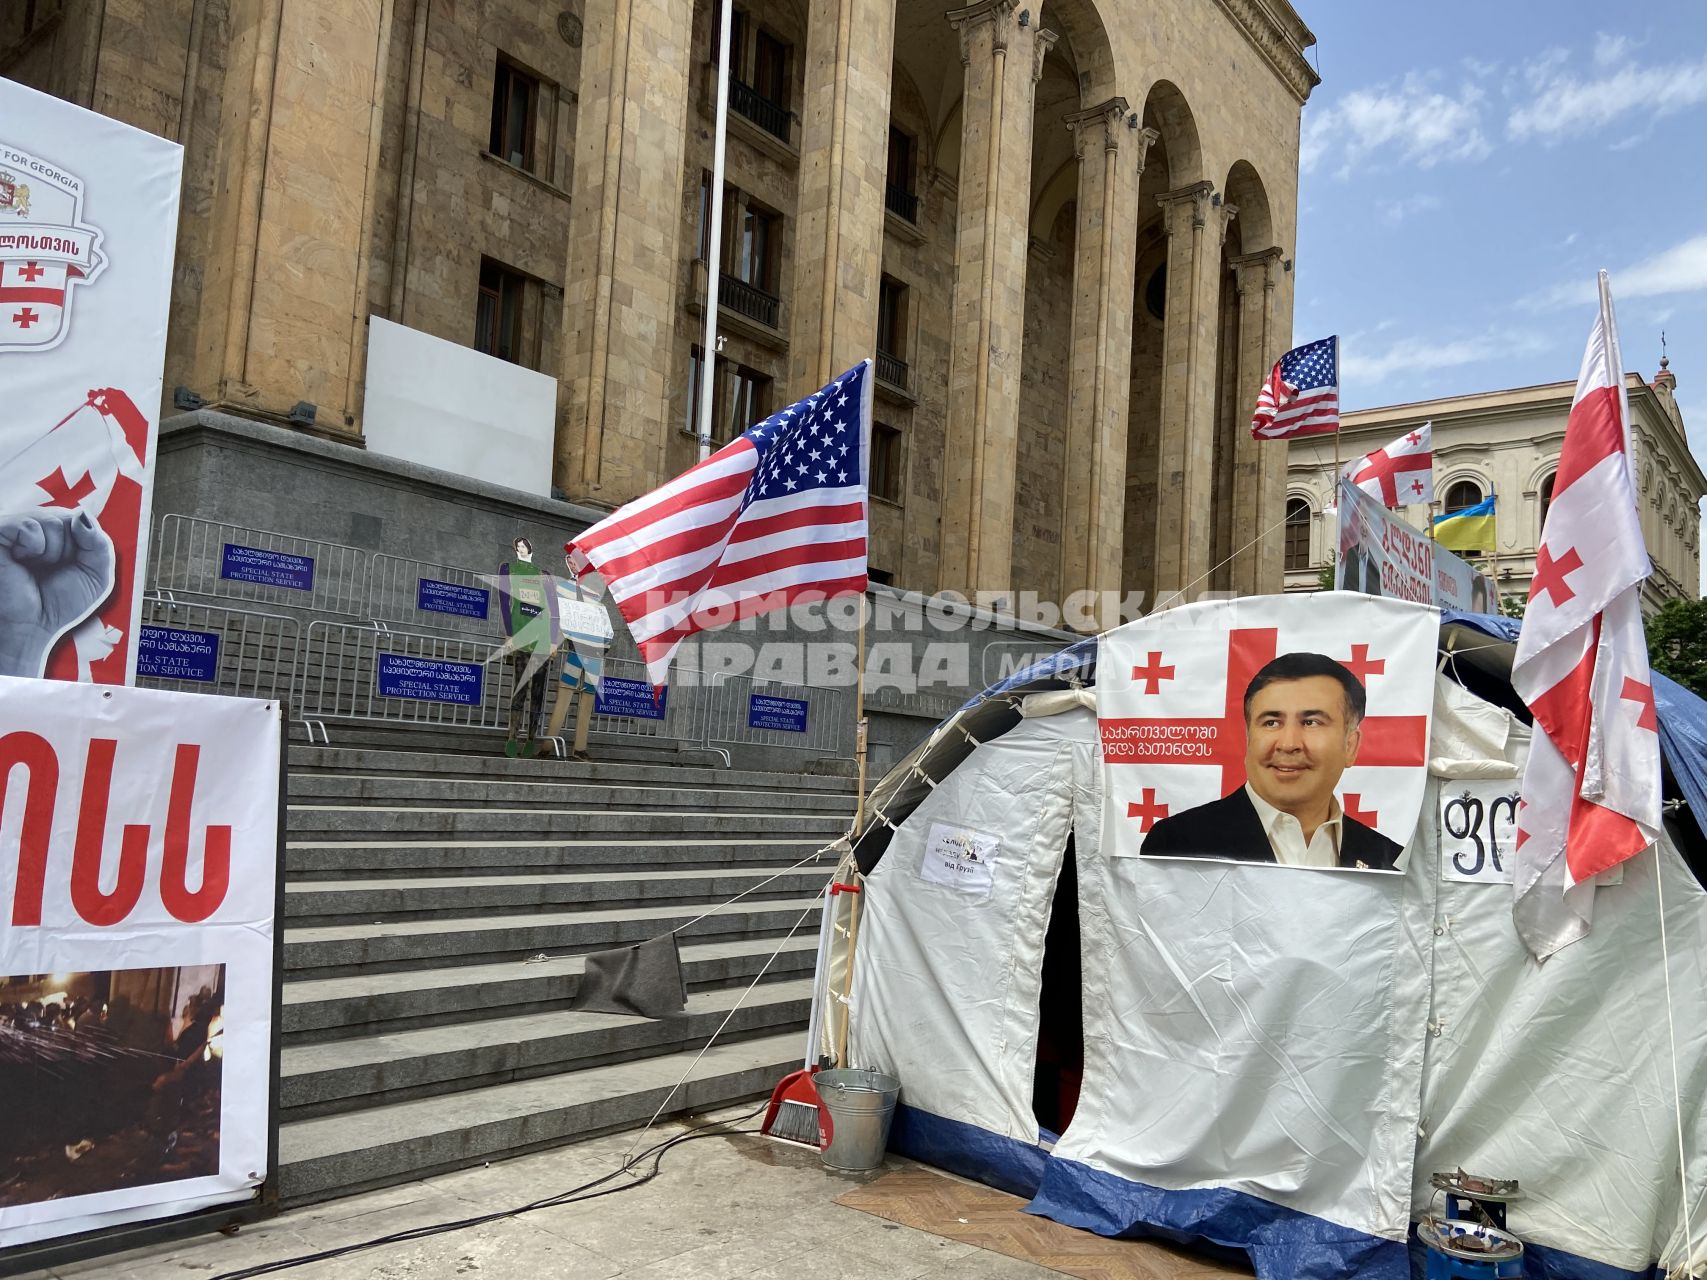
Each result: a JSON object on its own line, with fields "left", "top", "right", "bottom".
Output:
{"left": 1033, "top": 831, "right": 1083, "bottom": 1138}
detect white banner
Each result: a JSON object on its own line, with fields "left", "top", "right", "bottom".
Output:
{"left": 1100, "top": 594, "right": 1437, "bottom": 873}
{"left": 0, "top": 78, "right": 183, "bottom": 685}
{"left": 0, "top": 677, "right": 279, "bottom": 1248}
{"left": 1438, "top": 780, "right": 1521, "bottom": 884}
{"left": 1335, "top": 478, "right": 1498, "bottom": 613}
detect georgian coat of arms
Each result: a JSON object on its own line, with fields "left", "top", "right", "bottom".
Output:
{"left": 0, "top": 144, "right": 107, "bottom": 353}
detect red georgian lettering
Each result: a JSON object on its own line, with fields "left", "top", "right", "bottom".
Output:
{"left": 1, "top": 732, "right": 59, "bottom": 926}
{"left": 68, "top": 739, "right": 150, "bottom": 926}
{"left": 159, "top": 745, "right": 231, "bottom": 922}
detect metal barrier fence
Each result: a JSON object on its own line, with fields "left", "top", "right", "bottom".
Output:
{"left": 290, "top": 626, "right": 855, "bottom": 764}
{"left": 294, "top": 620, "right": 523, "bottom": 743}
{"left": 364, "top": 552, "right": 500, "bottom": 636}
{"left": 699, "top": 671, "right": 853, "bottom": 766}
{"left": 150, "top": 515, "right": 369, "bottom": 617}
{"left": 135, "top": 596, "right": 301, "bottom": 702}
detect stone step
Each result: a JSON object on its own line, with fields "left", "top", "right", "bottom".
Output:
{"left": 288, "top": 744, "right": 859, "bottom": 793}
{"left": 278, "top": 1029, "right": 805, "bottom": 1205}
{"left": 283, "top": 866, "right": 832, "bottom": 925}
{"left": 281, "top": 978, "right": 813, "bottom": 1118}
{"left": 285, "top": 897, "right": 822, "bottom": 976}
{"left": 283, "top": 805, "right": 849, "bottom": 839}
{"left": 283, "top": 936, "right": 821, "bottom": 1041}
{"left": 291, "top": 720, "right": 716, "bottom": 767}
{"left": 286, "top": 772, "right": 859, "bottom": 813}
{"left": 285, "top": 836, "right": 832, "bottom": 878}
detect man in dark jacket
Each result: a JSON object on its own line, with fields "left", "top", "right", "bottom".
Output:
{"left": 1141, "top": 651, "right": 1404, "bottom": 871}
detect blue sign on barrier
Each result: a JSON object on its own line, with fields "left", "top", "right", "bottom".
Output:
{"left": 136, "top": 626, "right": 221, "bottom": 682}
{"left": 221, "top": 543, "right": 315, "bottom": 591}
{"left": 417, "top": 578, "right": 490, "bottom": 620}
{"left": 375, "top": 653, "right": 484, "bottom": 705}
{"left": 596, "top": 677, "right": 666, "bottom": 720}
{"left": 748, "top": 693, "right": 809, "bottom": 733}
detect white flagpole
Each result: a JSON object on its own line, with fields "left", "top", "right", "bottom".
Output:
{"left": 697, "top": 0, "right": 735, "bottom": 463}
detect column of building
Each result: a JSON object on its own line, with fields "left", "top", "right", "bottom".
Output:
{"left": 787, "top": 0, "right": 896, "bottom": 394}
{"left": 937, "top": 0, "right": 1054, "bottom": 597}
{"left": 190, "top": 0, "right": 391, "bottom": 434}
{"left": 1060, "top": 100, "right": 1148, "bottom": 627}
{"left": 1229, "top": 246, "right": 1287, "bottom": 595}
{"left": 557, "top": 0, "right": 694, "bottom": 507}
{"left": 1151, "top": 181, "right": 1235, "bottom": 604}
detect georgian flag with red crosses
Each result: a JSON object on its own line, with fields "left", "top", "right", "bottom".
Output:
{"left": 1099, "top": 593, "right": 1438, "bottom": 863}
{"left": 1510, "top": 272, "right": 1662, "bottom": 960}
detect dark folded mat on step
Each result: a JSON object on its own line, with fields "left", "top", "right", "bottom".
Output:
{"left": 569, "top": 933, "right": 687, "bottom": 1018}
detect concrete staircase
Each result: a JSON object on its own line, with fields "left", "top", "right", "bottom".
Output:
{"left": 274, "top": 742, "right": 854, "bottom": 1205}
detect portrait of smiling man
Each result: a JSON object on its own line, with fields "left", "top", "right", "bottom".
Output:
{"left": 1140, "top": 651, "right": 1406, "bottom": 871}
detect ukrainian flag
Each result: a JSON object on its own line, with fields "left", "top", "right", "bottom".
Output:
{"left": 1433, "top": 495, "right": 1496, "bottom": 553}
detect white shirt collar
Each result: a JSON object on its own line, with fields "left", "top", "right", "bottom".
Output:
{"left": 1244, "top": 783, "right": 1343, "bottom": 867}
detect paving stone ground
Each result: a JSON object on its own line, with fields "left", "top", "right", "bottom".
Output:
{"left": 33, "top": 1105, "right": 1058, "bottom": 1280}
{"left": 37, "top": 1106, "right": 1067, "bottom": 1280}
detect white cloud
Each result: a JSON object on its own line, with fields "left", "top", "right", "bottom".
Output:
{"left": 1507, "top": 45, "right": 1707, "bottom": 142}
{"left": 1376, "top": 193, "right": 1442, "bottom": 224}
{"left": 1341, "top": 327, "right": 1551, "bottom": 391}
{"left": 1527, "top": 234, "right": 1707, "bottom": 310}
{"left": 1302, "top": 73, "right": 1491, "bottom": 177}
{"left": 1592, "top": 32, "right": 1637, "bottom": 69}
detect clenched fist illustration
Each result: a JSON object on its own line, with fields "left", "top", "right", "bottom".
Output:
{"left": 0, "top": 510, "right": 116, "bottom": 678}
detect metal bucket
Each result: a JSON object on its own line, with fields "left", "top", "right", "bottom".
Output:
{"left": 815, "top": 1068, "right": 900, "bottom": 1172}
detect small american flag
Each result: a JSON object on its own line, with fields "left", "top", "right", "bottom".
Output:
{"left": 1250, "top": 336, "right": 1340, "bottom": 440}
{"left": 571, "top": 360, "right": 871, "bottom": 686}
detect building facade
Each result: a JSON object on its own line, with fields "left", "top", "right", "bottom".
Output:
{"left": 3, "top": 0, "right": 1315, "bottom": 611}
{"left": 1282, "top": 363, "right": 1704, "bottom": 612}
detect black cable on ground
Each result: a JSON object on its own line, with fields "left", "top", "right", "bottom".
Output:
{"left": 207, "top": 1103, "right": 769, "bottom": 1280}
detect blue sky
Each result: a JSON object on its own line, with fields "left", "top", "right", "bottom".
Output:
{"left": 1293, "top": 1, "right": 1707, "bottom": 469}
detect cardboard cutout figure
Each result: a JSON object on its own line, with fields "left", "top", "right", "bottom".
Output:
{"left": 547, "top": 547, "right": 614, "bottom": 758}
{"left": 496, "top": 536, "right": 560, "bottom": 757}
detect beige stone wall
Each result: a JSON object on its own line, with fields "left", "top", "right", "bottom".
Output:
{"left": 1012, "top": 238, "right": 1073, "bottom": 603}
{"left": 3, "top": 0, "right": 1316, "bottom": 605}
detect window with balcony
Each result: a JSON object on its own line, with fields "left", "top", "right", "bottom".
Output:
{"left": 885, "top": 127, "right": 918, "bottom": 223}
{"left": 489, "top": 58, "right": 540, "bottom": 173}
{"left": 718, "top": 9, "right": 792, "bottom": 142}
{"left": 475, "top": 259, "right": 527, "bottom": 364}
{"left": 1539, "top": 472, "right": 1555, "bottom": 527}
{"left": 1284, "top": 498, "right": 1311, "bottom": 571}
{"left": 872, "top": 422, "right": 904, "bottom": 503}
{"left": 687, "top": 346, "right": 772, "bottom": 446}
{"left": 698, "top": 174, "right": 783, "bottom": 330}
{"left": 876, "top": 276, "right": 909, "bottom": 391}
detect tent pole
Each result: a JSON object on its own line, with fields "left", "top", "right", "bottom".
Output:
{"left": 853, "top": 590, "right": 869, "bottom": 836}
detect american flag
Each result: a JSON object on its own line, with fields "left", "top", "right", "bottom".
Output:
{"left": 1250, "top": 336, "right": 1340, "bottom": 440}
{"left": 571, "top": 360, "right": 871, "bottom": 686}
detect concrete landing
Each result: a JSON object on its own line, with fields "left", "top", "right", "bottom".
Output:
{"left": 45, "top": 1108, "right": 1250, "bottom": 1280}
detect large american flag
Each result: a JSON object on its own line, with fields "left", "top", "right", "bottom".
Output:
{"left": 571, "top": 360, "right": 871, "bottom": 686}
{"left": 1250, "top": 336, "right": 1340, "bottom": 440}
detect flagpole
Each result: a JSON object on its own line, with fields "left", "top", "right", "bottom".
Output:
{"left": 852, "top": 590, "right": 869, "bottom": 837}
{"left": 696, "top": 0, "right": 734, "bottom": 462}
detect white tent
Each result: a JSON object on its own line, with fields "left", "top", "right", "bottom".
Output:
{"left": 820, "top": 621, "right": 1707, "bottom": 1280}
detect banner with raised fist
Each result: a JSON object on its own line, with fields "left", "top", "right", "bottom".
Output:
{"left": 0, "top": 79, "right": 183, "bottom": 684}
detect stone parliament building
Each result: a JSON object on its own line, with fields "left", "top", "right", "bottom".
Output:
{"left": 2, "top": 0, "right": 1315, "bottom": 610}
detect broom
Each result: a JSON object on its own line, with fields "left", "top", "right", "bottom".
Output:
{"left": 760, "top": 1066, "right": 824, "bottom": 1147}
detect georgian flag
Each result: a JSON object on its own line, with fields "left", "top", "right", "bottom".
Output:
{"left": 1343, "top": 423, "right": 1432, "bottom": 508}
{"left": 1510, "top": 272, "right": 1662, "bottom": 960}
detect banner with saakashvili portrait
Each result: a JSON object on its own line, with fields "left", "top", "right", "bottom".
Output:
{"left": 1100, "top": 594, "right": 1437, "bottom": 873}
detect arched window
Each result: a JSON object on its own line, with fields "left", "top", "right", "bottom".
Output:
{"left": 1443, "top": 479, "right": 1483, "bottom": 513}
{"left": 1539, "top": 472, "right": 1555, "bottom": 527}
{"left": 1284, "top": 497, "right": 1311, "bottom": 571}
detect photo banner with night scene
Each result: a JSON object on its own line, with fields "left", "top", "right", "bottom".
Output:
{"left": 0, "top": 678, "right": 280, "bottom": 1248}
